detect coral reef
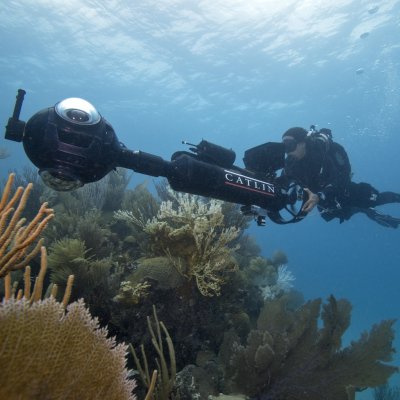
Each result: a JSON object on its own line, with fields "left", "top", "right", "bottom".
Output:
{"left": 107, "top": 183, "right": 261, "bottom": 345}
{"left": 8, "top": 165, "right": 47, "bottom": 221}
{"left": 114, "top": 256, "right": 185, "bottom": 304}
{"left": 71, "top": 168, "right": 130, "bottom": 212}
{"left": 122, "top": 181, "right": 160, "bottom": 224}
{"left": 47, "top": 237, "right": 122, "bottom": 322}
{"left": 219, "top": 295, "right": 398, "bottom": 400}
{"left": 373, "top": 384, "right": 400, "bottom": 399}
{"left": 131, "top": 305, "right": 176, "bottom": 400}
{"left": 115, "top": 188, "right": 240, "bottom": 296}
{"left": 0, "top": 245, "right": 135, "bottom": 400}
{"left": 245, "top": 254, "right": 295, "bottom": 300}
{"left": 47, "top": 238, "right": 113, "bottom": 299}
{"left": 0, "top": 173, "right": 54, "bottom": 279}
{"left": 3, "top": 245, "right": 74, "bottom": 305}
{"left": 0, "top": 297, "right": 135, "bottom": 400}
{"left": 260, "top": 264, "right": 295, "bottom": 300}
{"left": 41, "top": 169, "right": 128, "bottom": 246}
{"left": 3, "top": 168, "right": 395, "bottom": 400}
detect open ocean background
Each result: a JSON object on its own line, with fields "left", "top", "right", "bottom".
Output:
{"left": 1, "top": 1, "right": 399, "bottom": 398}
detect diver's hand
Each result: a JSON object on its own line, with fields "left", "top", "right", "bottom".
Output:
{"left": 302, "top": 188, "right": 319, "bottom": 213}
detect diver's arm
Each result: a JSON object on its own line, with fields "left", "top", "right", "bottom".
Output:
{"left": 302, "top": 188, "right": 319, "bottom": 212}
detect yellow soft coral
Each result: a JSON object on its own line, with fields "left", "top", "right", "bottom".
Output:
{"left": 116, "top": 188, "right": 240, "bottom": 296}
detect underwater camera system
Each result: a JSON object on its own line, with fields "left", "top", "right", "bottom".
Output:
{"left": 4, "top": 90, "right": 307, "bottom": 225}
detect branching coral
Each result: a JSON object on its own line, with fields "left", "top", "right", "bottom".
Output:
{"left": 220, "top": 295, "right": 398, "bottom": 400}
{"left": 260, "top": 264, "right": 295, "bottom": 300}
{"left": 116, "top": 280, "right": 152, "bottom": 304}
{"left": 130, "top": 305, "right": 176, "bottom": 400}
{"left": 245, "top": 251, "right": 295, "bottom": 300}
{"left": 41, "top": 169, "right": 129, "bottom": 248}
{"left": 3, "top": 245, "right": 74, "bottom": 306}
{"left": 71, "top": 169, "right": 130, "bottom": 212}
{"left": 121, "top": 181, "right": 160, "bottom": 225}
{"left": 9, "top": 165, "right": 47, "bottom": 221}
{"left": 0, "top": 173, "right": 54, "bottom": 278}
{"left": 116, "top": 188, "right": 240, "bottom": 296}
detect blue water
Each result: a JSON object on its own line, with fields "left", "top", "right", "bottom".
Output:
{"left": 1, "top": 1, "right": 399, "bottom": 398}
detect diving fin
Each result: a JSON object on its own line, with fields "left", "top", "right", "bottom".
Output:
{"left": 363, "top": 208, "right": 400, "bottom": 229}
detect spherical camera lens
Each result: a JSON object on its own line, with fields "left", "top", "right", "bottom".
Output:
{"left": 66, "top": 109, "right": 90, "bottom": 123}
{"left": 55, "top": 98, "right": 101, "bottom": 125}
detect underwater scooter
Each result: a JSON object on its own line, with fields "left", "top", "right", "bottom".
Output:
{"left": 4, "top": 89, "right": 307, "bottom": 226}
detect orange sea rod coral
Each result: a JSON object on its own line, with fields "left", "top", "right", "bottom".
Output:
{"left": 0, "top": 172, "right": 54, "bottom": 278}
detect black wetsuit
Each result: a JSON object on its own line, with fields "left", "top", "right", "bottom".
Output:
{"left": 281, "top": 139, "right": 400, "bottom": 228}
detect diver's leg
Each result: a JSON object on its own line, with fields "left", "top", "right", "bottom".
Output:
{"left": 349, "top": 182, "right": 400, "bottom": 228}
{"left": 349, "top": 182, "right": 400, "bottom": 207}
{"left": 363, "top": 208, "right": 400, "bottom": 229}
{"left": 375, "top": 191, "right": 400, "bottom": 205}
{"left": 348, "top": 182, "right": 377, "bottom": 208}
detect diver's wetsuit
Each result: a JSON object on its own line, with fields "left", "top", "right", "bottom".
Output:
{"left": 281, "top": 139, "right": 400, "bottom": 228}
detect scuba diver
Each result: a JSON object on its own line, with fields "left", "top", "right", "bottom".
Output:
{"left": 281, "top": 127, "right": 400, "bottom": 228}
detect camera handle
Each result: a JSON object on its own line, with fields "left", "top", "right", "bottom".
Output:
{"left": 116, "top": 147, "right": 307, "bottom": 225}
